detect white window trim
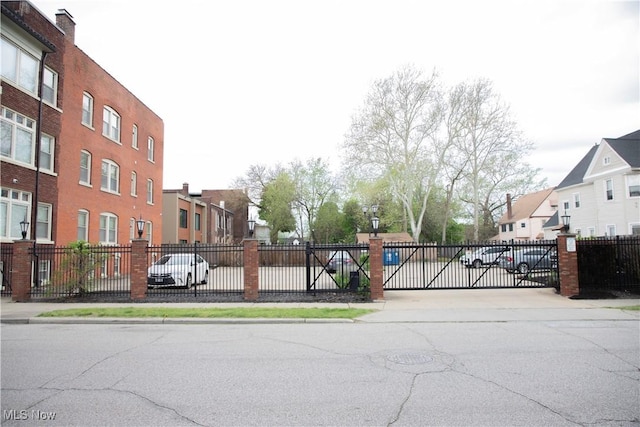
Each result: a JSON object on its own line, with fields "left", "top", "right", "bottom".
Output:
{"left": 132, "top": 124, "right": 138, "bottom": 149}
{"left": 131, "top": 171, "right": 137, "bottom": 197}
{"left": 82, "top": 92, "right": 94, "bottom": 128}
{"left": 100, "top": 159, "right": 120, "bottom": 194}
{"left": 39, "top": 133, "right": 55, "bottom": 173}
{"left": 0, "top": 188, "right": 31, "bottom": 241}
{"left": 36, "top": 202, "right": 53, "bottom": 243}
{"left": 146, "top": 179, "right": 153, "bottom": 204}
{"left": 626, "top": 175, "right": 640, "bottom": 198}
{"left": 147, "top": 136, "right": 155, "bottom": 162}
{"left": 572, "top": 192, "right": 580, "bottom": 209}
{"left": 1, "top": 106, "right": 35, "bottom": 167}
{"left": 604, "top": 179, "right": 614, "bottom": 201}
{"left": 79, "top": 150, "right": 92, "bottom": 186}
{"left": 99, "top": 212, "right": 118, "bottom": 245}
{"left": 78, "top": 209, "right": 89, "bottom": 242}
{"left": 102, "top": 106, "right": 121, "bottom": 143}
{"left": 42, "top": 66, "right": 58, "bottom": 107}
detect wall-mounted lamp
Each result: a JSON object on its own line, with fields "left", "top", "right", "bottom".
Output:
{"left": 19, "top": 218, "right": 29, "bottom": 240}
{"left": 561, "top": 214, "right": 571, "bottom": 233}
{"left": 136, "top": 216, "right": 145, "bottom": 238}
{"left": 248, "top": 218, "right": 256, "bottom": 238}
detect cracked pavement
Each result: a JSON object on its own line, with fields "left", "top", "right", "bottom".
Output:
{"left": 2, "top": 319, "right": 639, "bottom": 426}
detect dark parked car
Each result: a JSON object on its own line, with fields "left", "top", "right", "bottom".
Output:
{"left": 498, "top": 248, "right": 557, "bottom": 274}
{"left": 325, "top": 251, "right": 355, "bottom": 274}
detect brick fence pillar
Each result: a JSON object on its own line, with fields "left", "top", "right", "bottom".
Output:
{"left": 244, "top": 239, "right": 259, "bottom": 301}
{"left": 557, "top": 233, "right": 579, "bottom": 297}
{"left": 130, "top": 239, "right": 148, "bottom": 300}
{"left": 369, "top": 237, "right": 384, "bottom": 301}
{"left": 11, "top": 240, "right": 33, "bottom": 302}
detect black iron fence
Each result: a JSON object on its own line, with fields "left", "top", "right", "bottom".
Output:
{"left": 577, "top": 236, "right": 640, "bottom": 295}
{"left": 30, "top": 244, "right": 132, "bottom": 299}
{"left": 146, "top": 243, "right": 244, "bottom": 297}
{"left": 382, "top": 240, "right": 559, "bottom": 290}
{"left": 1, "top": 244, "right": 12, "bottom": 297}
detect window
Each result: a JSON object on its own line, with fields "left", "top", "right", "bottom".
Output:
{"left": 82, "top": 92, "right": 93, "bottom": 126}
{"left": 632, "top": 224, "right": 640, "bottom": 235}
{"left": 627, "top": 175, "right": 640, "bottom": 198}
{"left": 37, "top": 134, "right": 54, "bottom": 173}
{"left": 0, "top": 188, "right": 31, "bottom": 239}
{"left": 130, "top": 172, "right": 137, "bottom": 196}
{"left": 501, "top": 224, "right": 506, "bottom": 232}
{"left": 147, "top": 136, "right": 154, "bottom": 162}
{"left": 562, "top": 200, "right": 570, "bottom": 212}
{"left": 102, "top": 106, "right": 121, "bottom": 142}
{"left": 36, "top": 203, "right": 51, "bottom": 240}
{"left": 132, "top": 125, "right": 138, "bottom": 149}
{"left": 146, "top": 222, "right": 153, "bottom": 244}
{"left": 42, "top": 67, "right": 57, "bottom": 105}
{"left": 179, "top": 209, "right": 188, "bottom": 228}
{"left": 606, "top": 224, "right": 616, "bottom": 237}
{"left": 603, "top": 156, "right": 611, "bottom": 165}
{"left": 588, "top": 227, "right": 595, "bottom": 237}
{"left": 99, "top": 213, "right": 118, "bottom": 244}
{"left": 146, "top": 179, "right": 153, "bottom": 204}
{"left": 77, "top": 210, "right": 89, "bottom": 241}
{"left": 1, "top": 37, "right": 38, "bottom": 94}
{"left": 573, "top": 193, "right": 580, "bottom": 208}
{"left": 520, "top": 222, "right": 526, "bottom": 228}
{"left": 195, "top": 213, "right": 201, "bottom": 231}
{"left": 38, "top": 260, "right": 51, "bottom": 286}
{"left": 100, "top": 160, "right": 120, "bottom": 193}
{"left": 1, "top": 107, "right": 35, "bottom": 165}
{"left": 605, "top": 179, "right": 614, "bottom": 201}
{"left": 80, "top": 150, "right": 91, "bottom": 185}
{"left": 129, "top": 217, "right": 135, "bottom": 240}
{"left": 508, "top": 223, "right": 513, "bottom": 232}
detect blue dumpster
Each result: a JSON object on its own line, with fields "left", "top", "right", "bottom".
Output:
{"left": 383, "top": 249, "right": 399, "bottom": 265}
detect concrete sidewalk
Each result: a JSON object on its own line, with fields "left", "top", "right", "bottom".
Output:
{"left": 1, "top": 288, "right": 639, "bottom": 324}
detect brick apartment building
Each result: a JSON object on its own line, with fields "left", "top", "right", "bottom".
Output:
{"left": 162, "top": 183, "right": 249, "bottom": 244}
{"left": 1, "top": 2, "right": 163, "bottom": 246}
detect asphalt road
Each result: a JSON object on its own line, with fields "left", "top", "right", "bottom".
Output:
{"left": 2, "top": 320, "right": 639, "bottom": 426}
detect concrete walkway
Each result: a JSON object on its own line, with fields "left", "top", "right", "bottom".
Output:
{"left": 1, "top": 288, "right": 639, "bottom": 324}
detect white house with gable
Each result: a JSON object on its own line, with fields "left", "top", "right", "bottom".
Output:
{"left": 553, "top": 130, "right": 640, "bottom": 237}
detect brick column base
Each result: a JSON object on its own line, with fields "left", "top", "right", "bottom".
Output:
{"left": 369, "top": 237, "right": 384, "bottom": 301}
{"left": 244, "top": 239, "right": 259, "bottom": 301}
{"left": 557, "top": 234, "right": 579, "bottom": 297}
{"left": 130, "top": 239, "right": 148, "bottom": 300}
{"left": 11, "top": 240, "right": 33, "bottom": 302}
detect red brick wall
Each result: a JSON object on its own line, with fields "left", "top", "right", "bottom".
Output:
{"left": 56, "top": 36, "right": 164, "bottom": 245}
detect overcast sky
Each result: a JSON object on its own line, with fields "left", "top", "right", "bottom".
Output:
{"left": 32, "top": 0, "right": 639, "bottom": 192}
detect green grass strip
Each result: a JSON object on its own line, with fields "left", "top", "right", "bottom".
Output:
{"left": 37, "top": 307, "right": 375, "bottom": 319}
{"left": 614, "top": 305, "right": 640, "bottom": 311}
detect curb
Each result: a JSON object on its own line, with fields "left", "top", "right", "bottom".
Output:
{"left": 2, "top": 317, "right": 356, "bottom": 325}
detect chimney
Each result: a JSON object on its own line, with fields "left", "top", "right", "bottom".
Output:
{"left": 181, "top": 183, "right": 189, "bottom": 196}
{"left": 55, "top": 9, "right": 75, "bottom": 44}
{"left": 506, "top": 193, "right": 513, "bottom": 219}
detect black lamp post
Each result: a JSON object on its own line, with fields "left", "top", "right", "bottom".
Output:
{"left": 136, "top": 216, "right": 145, "bottom": 238}
{"left": 248, "top": 218, "right": 256, "bottom": 238}
{"left": 561, "top": 213, "right": 571, "bottom": 233}
{"left": 372, "top": 216, "right": 380, "bottom": 237}
{"left": 19, "top": 218, "right": 29, "bottom": 240}
{"left": 362, "top": 204, "right": 379, "bottom": 236}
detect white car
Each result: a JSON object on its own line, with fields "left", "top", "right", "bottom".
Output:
{"left": 460, "top": 246, "right": 511, "bottom": 268}
{"left": 147, "top": 253, "right": 209, "bottom": 288}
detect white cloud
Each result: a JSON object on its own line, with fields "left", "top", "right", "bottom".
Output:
{"left": 32, "top": 0, "right": 639, "bottom": 191}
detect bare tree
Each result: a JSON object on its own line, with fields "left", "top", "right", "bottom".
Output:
{"left": 344, "top": 65, "right": 446, "bottom": 242}
{"left": 454, "top": 78, "right": 532, "bottom": 240}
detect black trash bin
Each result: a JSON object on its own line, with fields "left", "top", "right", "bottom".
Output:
{"left": 349, "top": 271, "right": 360, "bottom": 291}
